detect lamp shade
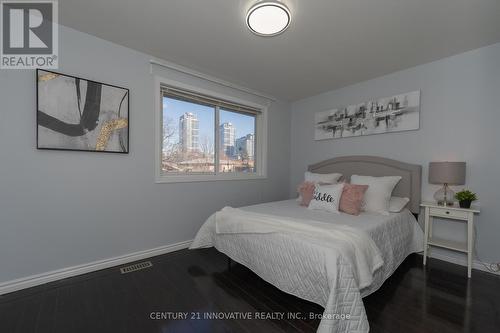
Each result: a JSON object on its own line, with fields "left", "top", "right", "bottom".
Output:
{"left": 428, "top": 162, "right": 466, "bottom": 185}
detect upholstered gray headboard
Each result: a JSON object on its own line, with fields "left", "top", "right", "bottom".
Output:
{"left": 308, "top": 156, "right": 422, "bottom": 214}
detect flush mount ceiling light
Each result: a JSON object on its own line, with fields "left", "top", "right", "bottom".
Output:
{"left": 246, "top": 1, "right": 291, "bottom": 37}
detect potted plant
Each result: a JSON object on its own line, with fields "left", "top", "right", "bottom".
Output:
{"left": 455, "top": 190, "right": 477, "bottom": 209}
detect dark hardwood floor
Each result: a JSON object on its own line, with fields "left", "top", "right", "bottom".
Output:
{"left": 1, "top": 249, "right": 499, "bottom": 333}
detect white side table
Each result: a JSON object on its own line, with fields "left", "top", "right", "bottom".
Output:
{"left": 421, "top": 202, "right": 480, "bottom": 278}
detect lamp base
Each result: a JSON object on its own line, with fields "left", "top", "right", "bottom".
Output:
{"left": 434, "top": 184, "right": 455, "bottom": 206}
{"left": 436, "top": 200, "right": 455, "bottom": 207}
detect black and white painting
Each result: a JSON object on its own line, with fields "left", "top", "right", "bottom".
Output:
{"left": 37, "top": 69, "right": 129, "bottom": 153}
{"left": 314, "top": 91, "right": 420, "bottom": 140}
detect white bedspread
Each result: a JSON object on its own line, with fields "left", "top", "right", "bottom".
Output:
{"left": 190, "top": 200, "right": 423, "bottom": 333}
{"left": 215, "top": 206, "right": 384, "bottom": 290}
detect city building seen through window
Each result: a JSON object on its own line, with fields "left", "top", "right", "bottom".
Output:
{"left": 161, "top": 89, "right": 259, "bottom": 175}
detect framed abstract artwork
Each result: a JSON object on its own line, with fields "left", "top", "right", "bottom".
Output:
{"left": 314, "top": 90, "right": 420, "bottom": 140}
{"left": 36, "top": 69, "right": 129, "bottom": 153}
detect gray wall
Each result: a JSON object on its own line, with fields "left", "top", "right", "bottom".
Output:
{"left": 290, "top": 42, "right": 500, "bottom": 264}
{"left": 0, "top": 26, "right": 290, "bottom": 283}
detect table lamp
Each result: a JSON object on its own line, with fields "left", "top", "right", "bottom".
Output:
{"left": 428, "top": 162, "right": 466, "bottom": 206}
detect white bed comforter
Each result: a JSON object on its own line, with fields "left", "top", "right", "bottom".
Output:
{"left": 190, "top": 200, "right": 424, "bottom": 333}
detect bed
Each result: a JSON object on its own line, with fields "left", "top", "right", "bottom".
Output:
{"left": 190, "top": 156, "right": 424, "bottom": 333}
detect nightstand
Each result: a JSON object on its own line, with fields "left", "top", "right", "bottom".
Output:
{"left": 421, "top": 202, "right": 480, "bottom": 278}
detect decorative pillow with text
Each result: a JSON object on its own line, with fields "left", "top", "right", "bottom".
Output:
{"left": 308, "top": 183, "right": 345, "bottom": 214}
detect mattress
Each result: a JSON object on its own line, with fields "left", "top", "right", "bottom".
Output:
{"left": 191, "top": 199, "right": 424, "bottom": 333}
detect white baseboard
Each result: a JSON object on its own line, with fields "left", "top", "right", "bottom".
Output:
{"left": 2, "top": 241, "right": 495, "bottom": 296}
{"left": 0, "top": 239, "right": 193, "bottom": 296}
{"left": 427, "top": 251, "right": 500, "bottom": 276}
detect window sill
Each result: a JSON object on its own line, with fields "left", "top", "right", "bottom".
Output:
{"left": 155, "top": 173, "right": 267, "bottom": 184}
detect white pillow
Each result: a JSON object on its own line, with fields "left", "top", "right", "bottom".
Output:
{"left": 389, "top": 197, "right": 410, "bottom": 213}
{"left": 308, "top": 183, "right": 344, "bottom": 213}
{"left": 350, "top": 175, "right": 402, "bottom": 214}
{"left": 305, "top": 171, "right": 342, "bottom": 184}
{"left": 297, "top": 171, "right": 343, "bottom": 203}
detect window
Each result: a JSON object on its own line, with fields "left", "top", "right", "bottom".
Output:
{"left": 156, "top": 79, "right": 266, "bottom": 182}
{"left": 219, "top": 109, "right": 256, "bottom": 173}
{"left": 162, "top": 97, "right": 215, "bottom": 173}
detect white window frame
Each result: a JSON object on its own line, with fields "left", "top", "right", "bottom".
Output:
{"left": 155, "top": 76, "right": 268, "bottom": 183}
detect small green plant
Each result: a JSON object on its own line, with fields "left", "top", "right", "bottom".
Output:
{"left": 455, "top": 190, "right": 477, "bottom": 202}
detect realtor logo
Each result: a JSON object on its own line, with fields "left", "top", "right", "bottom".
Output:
{"left": 1, "top": 1, "right": 58, "bottom": 69}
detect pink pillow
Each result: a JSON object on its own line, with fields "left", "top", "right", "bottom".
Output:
{"left": 297, "top": 181, "right": 316, "bottom": 206}
{"left": 339, "top": 184, "right": 369, "bottom": 216}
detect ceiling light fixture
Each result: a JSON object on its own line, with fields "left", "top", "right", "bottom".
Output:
{"left": 246, "top": 1, "right": 291, "bottom": 37}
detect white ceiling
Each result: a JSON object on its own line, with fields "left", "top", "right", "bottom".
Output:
{"left": 60, "top": 0, "right": 500, "bottom": 101}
